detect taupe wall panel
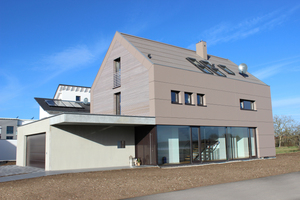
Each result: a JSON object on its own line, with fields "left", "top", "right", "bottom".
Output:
{"left": 92, "top": 41, "right": 150, "bottom": 116}
{"left": 152, "top": 64, "right": 274, "bottom": 157}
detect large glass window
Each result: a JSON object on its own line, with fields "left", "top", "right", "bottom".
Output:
{"left": 226, "top": 127, "right": 250, "bottom": 159}
{"left": 7, "top": 126, "right": 14, "bottom": 134}
{"left": 200, "top": 127, "right": 227, "bottom": 161}
{"left": 157, "top": 126, "right": 190, "bottom": 165}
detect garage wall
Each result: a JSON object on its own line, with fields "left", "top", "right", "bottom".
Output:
{"left": 16, "top": 119, "right": 50, "bottom": 169}
{"left": 49, "top": 125, "right": 135, "bottom": 171}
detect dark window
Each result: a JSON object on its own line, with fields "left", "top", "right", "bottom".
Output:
{"left": 0, "top": 126, "right": 2, "bottom": 134}
{"left": 6, "top": 136, "right": 13, "bottom": 139}
{"left": 76, "top": 96, "right": 81, "bottom": 101}
{"left": 113, "top": 58, "right": 121, "bottom": 88}
{"left": 186, "top": 57, "right": 213, "bottom": 74}
{"left": 171, "top": 91, "right": 180, "bottom": 104}
{"left": 218, "top": 64, "right": 235, "bottom": 75}
{"left": 185, "top": 92, "right": 193, "bottom": 105}
{"left": 7, "top": 126, "right": 13, "bottom": 134}
{"left": 115, "top": 92, "right": 121, "bottom": 115}
{"left": 240, "top": 99, "right": 255, "bottom": 110}
{"left": 118, "top": 141, "right": 125, "bottom": 148}
{"left": 197, "top": 94, "right": 204, "bottom": 106}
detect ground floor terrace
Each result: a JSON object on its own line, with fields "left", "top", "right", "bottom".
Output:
{"left": 17, "top": 113, "right": 274, "bottom": 171}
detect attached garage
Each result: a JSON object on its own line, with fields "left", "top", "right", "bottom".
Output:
{"left": 26, "top": 133, "right": 45, "bottom": 169}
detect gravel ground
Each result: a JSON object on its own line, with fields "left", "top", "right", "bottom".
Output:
{"left": 0, "top": 152, "right": 299, "bottom": 200}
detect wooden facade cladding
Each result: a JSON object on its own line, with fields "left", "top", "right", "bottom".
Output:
{"left": 91, "top": 40, "right": 151, "bottom": 116}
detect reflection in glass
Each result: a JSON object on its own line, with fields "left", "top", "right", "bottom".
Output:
{"left": 249, "top": 128, "right": 256, "bottom": 157}
{"left": 157, "top": 126, "right": 190, "bottom": 165}
{"left": 191, "top": 127, "right": 200, "bottom": 162}
{"left": 227, "top": 127, "right": 250, "bottom": 159}
{"left": 200, "top": 127, "right": 227, "bottom": 161}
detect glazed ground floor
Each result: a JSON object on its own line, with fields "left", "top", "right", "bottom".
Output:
{"left": 17, "top": 113, "right": 275, "bottom": 170}
{"left": 136, "top": 126, "right": 258, "bottom": 166}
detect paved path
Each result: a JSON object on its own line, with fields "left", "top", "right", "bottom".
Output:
{"left": 128, "top": 172, "right": 300, "bottom": 200}
{"left": 0, "top": 165, "right": 156, "bottom": 183}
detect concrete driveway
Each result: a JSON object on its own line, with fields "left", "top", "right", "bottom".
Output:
{"left": 128, "top": 172, "right": 300, "bottom": 200}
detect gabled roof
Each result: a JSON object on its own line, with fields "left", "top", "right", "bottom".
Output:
{"left": 120, "top": 33, "right": 266, "bottom": 85}
{"left": 35, "top": 97, "right": 90, "bottom": 114}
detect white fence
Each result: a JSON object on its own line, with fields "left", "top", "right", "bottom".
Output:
{"left": 0, "top": 140, "right": 17, "bottom": 161}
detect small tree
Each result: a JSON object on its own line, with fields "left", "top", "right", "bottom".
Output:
{"left": 273, "top": 115, "right": 295, "bottom": 147}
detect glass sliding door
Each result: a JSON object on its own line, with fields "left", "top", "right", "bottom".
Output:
{"left": 157, "top": 126, "right": 190, "bottom": 165}
{"left": 191, "top": 127, "right": 200, "bottom": 162}
{"left": 249, "top": 128, "right": 257, "bottom": 157}
{"left": 200, "top": 127, "right": 227, "bottom": 162}
{"left": 226, "top": 127, "right": 250, "bottom": 159}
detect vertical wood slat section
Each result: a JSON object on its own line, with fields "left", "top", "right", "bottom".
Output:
{"left": 92, "top": 40, "right": 150, "bottom": 116}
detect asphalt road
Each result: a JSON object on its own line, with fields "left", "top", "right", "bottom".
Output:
{"left": 128, "top": 172, "right": 300, "bottom": 200}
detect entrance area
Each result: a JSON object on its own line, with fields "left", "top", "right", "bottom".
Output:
{"left": 157, "top": 126, "right": 256, "bottom": 165}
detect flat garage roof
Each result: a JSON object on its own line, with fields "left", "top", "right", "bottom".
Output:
{"left": 49, "top": 113, "right": 156, "bottom": 126}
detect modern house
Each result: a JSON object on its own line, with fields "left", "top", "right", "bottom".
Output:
{"left": 17, "top": 32, "right": 275, "bottom": 170}
{"left": 37, "top": 84, "right": 91, "bottom": 119}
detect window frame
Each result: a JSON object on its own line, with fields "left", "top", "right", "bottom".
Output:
{"left": 171, "top": 90, "right": 181, "bottom": 104}
{"left": 115, "top": 92, "right": 121, "bottom": 115}
{"left": 6, "top": 126, "right": 14, "bottom": 134}
{"left": 197, "top": 93, "right": 206, "bottom": 106}
{"left": 240, "top": 99, "right": 256, "bottom": 111}
{"left": 218, "top": 64, "right": 235, "bottom": 75}
{"left": 186, "top": 57, "right": 214, "bottom": 75}
{"left": 117, "top": 140, "right": 125, "bottom": 148}
{"left": 184, "top": 92, "right": 194, "bottom": 105}
{"left": 76, "top": 96, "right": 81, "bottom": 102}
{"left": 113, "top": 57, "right": 121, "bottom": 88}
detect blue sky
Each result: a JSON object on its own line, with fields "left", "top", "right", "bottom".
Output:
{"left": 1, "top": 0, "right": 300, "bottom": 122}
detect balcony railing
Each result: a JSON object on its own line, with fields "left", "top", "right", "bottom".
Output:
{"left": 113, "top": 71, "right": 121, "bottom": 88}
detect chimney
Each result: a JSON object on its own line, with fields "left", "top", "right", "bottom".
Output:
{"left": 196, "top": 40, "right": 207, "bottom": 60}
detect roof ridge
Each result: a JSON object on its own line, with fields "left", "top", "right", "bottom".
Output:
{"left": 120, "top": 32, "right": 196, "bottom": 54}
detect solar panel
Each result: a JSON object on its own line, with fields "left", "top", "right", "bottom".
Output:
{"left": 45, "top": 100, "right": 56, "bottom": 107}
{"left": 44, "top": 99, "right": 83, "bottom": 108}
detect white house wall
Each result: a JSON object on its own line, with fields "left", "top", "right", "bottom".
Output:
{"left": 49, "top": 125, "right": 135, "bottom": 170}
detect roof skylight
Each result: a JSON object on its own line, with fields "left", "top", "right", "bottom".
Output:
{"left": 186, "top": 57, "right": 213, "bottom": 75}
{"left": 217, "top": 64, "right": 235, "bottom": 75}
{"left": 199, "top": 60, "right": 226, "bottom": 77}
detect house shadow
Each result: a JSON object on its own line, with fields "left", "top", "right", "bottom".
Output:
{"left": 54, "top": 124, "right": 135, "bottom": 146}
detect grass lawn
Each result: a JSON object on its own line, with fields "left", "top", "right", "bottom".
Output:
{"left": 276, "top": 146, "right": 300, "bottom": 154}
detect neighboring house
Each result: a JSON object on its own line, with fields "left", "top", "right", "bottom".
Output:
{"left": 0, "top": 118, "right": 34, "bottom": 140}
{"left": 37, "top": 84, "right": 91, "bottom": 119}
{"left": 17, "top": 32, "right": 275, "bottom": 170}
{"left": 0, "top": 118, "right": 34, "bottom": 161}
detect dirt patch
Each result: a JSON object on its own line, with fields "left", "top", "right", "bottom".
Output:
{"left": 0, "top": 161, "right": 16, "bottom": 166}
{"left": 0, "top": 153, "right": 299, "bottom": 199}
